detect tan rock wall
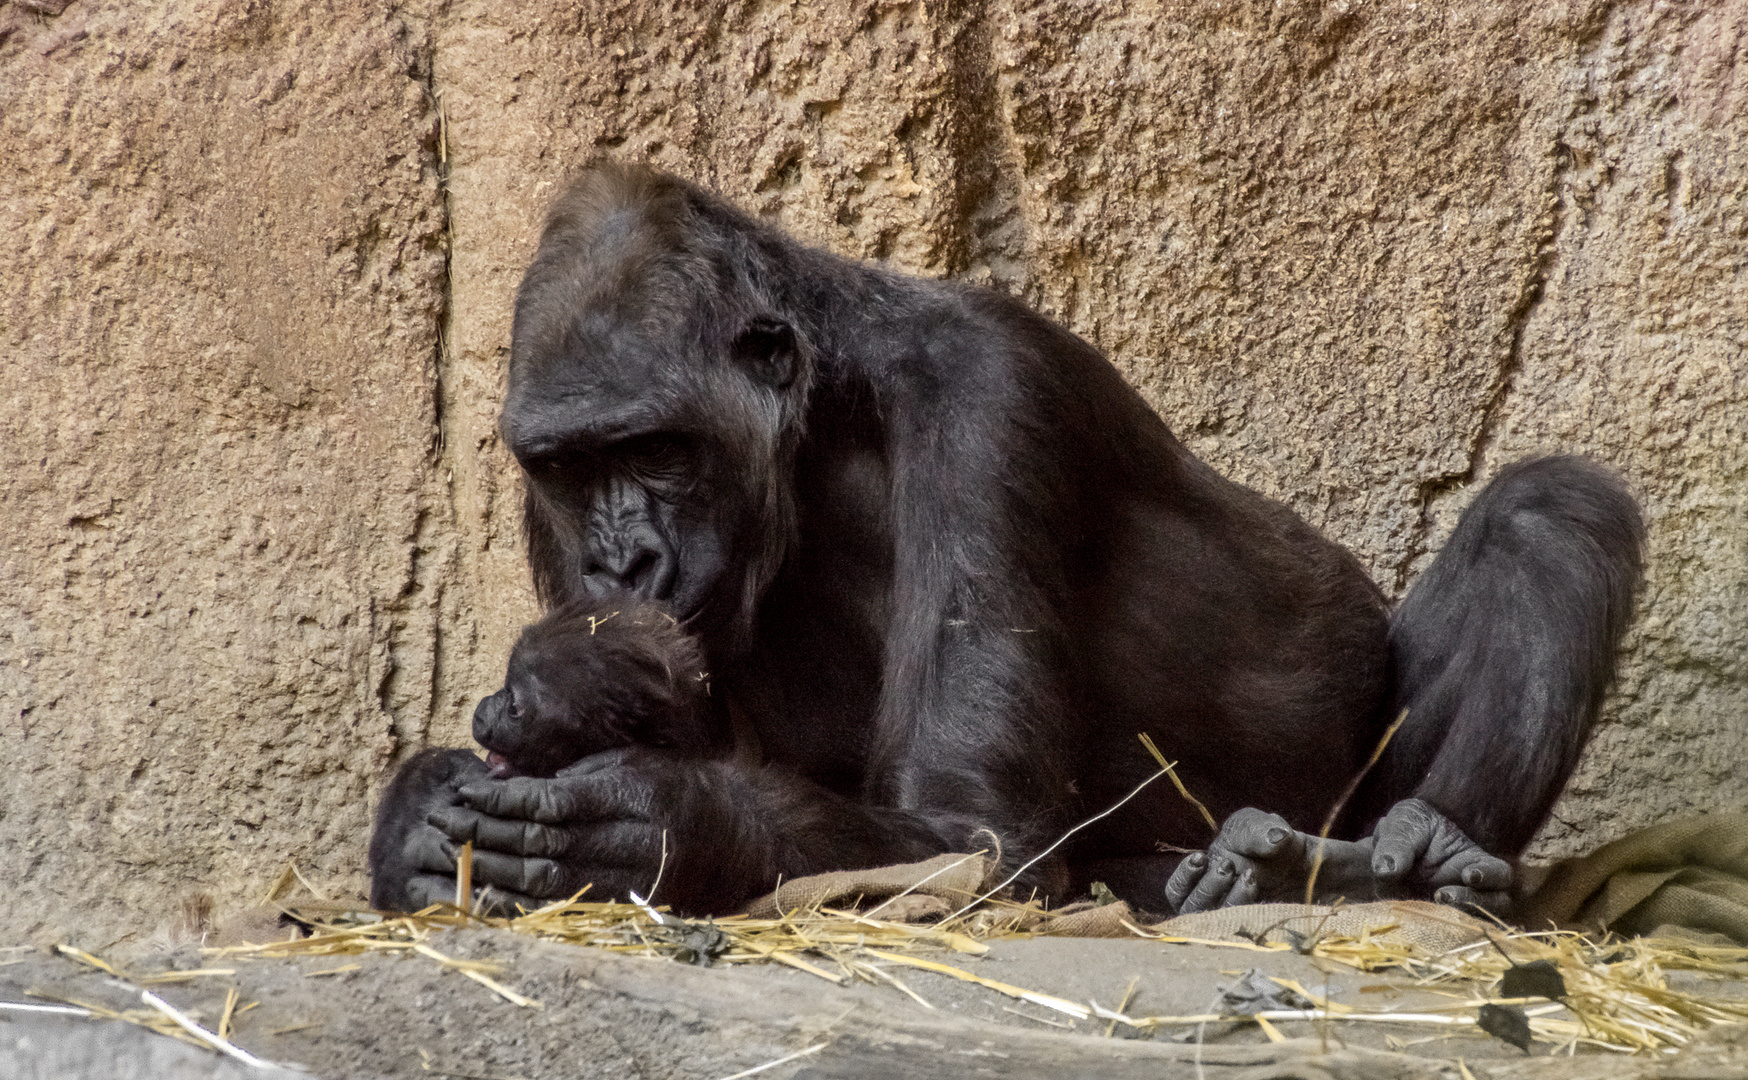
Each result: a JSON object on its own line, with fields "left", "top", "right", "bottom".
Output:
{"left": 1, "top": 0, "right": 1741, "bottom": 940}
{"left": 0, "top": 0, "right": 449, "bottom": 936}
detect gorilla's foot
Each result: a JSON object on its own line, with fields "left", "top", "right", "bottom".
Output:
{"left": 1370, "top": 799, "right": 1514, "bottom": 914}
{"left": 1163, "top": 808, "right": 1376, "bottom": 914}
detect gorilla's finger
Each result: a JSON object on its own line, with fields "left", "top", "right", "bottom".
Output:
{"left": 428, "top": 806, "right": 573, "bottom": 858}
{"left": 460, "top": 766, "right": 657, "bottom": 824}
{"left": 400, "top": 873, "right": 465, "bottom": 912}
{"left": 472, "top": 885, "right": 548, "bottom": 918}
{"left": 404, "top": 873, "right": 562, "bottom": 916}
{"left": 1432, "top": 884, "right": 1479, "bottom": 908}
{"left": 1429, "top": 846, "right": 1513, "bottom": 893}
{"left": 1370, "top": 801, "right": 1437, "bottom": 883}
{"left": 468, "top": 848, "right": 568, "bottom": 897}
{"left": 1463, "top": 857, "right": 1513, "bottom": 892}
{"left": 401, "top": 822, "right": 460, "bottom": 875}
{"left": 1182, "top": 855, "right": 1240, "bottom": 913}
{"left": 1431, "top": 884, "right": 1513, "bottom": 919}
{"left": 1164, "top": 852, "right": 1210, "bottom": 912}
{"left": 1224, "top": 868, "right": 1261, "bottom": 907}
{"left": 457, "top": 776, "right": 589, "bottom": 824}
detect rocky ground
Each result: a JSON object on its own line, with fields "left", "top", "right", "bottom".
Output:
{"left": 5, "top": 919, "right": 1748, "bottom": 1080}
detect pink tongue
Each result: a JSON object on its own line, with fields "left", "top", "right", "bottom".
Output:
{"left": 486, "top": 751, "right": 516, "bottom": 778}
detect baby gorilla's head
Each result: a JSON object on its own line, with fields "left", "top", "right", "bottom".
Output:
{"left": 473, "top": 594, "right": 711, "bottom": 779}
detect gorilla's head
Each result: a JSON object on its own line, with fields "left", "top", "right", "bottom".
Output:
{"left": 504, "top": 164, "right": 815, "bottom": 646}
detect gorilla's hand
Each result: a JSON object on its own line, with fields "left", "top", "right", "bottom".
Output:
{"left": 411, "top": 748, "right": 777, "bottom": 917}
{"left": 1370, "top": 798, "right": 1513, "bottom": 914}
{"left": 422, "top": 749, "right": 665, "bottom": 914}
{"left": 367, "top": 748, "right": 491, "bottom": 912}
{"left": 1163, "top": 808, "right": 1378, "bottom": 913}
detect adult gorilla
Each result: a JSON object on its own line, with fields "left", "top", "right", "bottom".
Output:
{"left": 369, "top": 163, "right": 1643, "bottom": 919}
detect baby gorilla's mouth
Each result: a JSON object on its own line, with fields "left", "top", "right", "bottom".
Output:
{"left": 483, "top": 750, "right": 559, "bottom": 780}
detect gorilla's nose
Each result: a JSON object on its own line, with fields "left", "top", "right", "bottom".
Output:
{"left": 586, "top": 540, "right": 674, "bottom": 600}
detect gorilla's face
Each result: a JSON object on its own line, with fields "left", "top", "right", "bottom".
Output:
{"left": 503, "top": 296, "right": 802, "bottom": 643}
{"left": 503, "top": 174, "right": 810, "bottom": 644}
{"left": 505, "top": 401, "right": 731, "bottom": 619}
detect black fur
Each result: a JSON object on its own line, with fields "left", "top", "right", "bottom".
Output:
{"left": 369, "top": 163, "right": 1644, "bottom": 917}
{"left": 367, "top": 748, "right": 488, "bottom": 912}
{"left": 1361, "top": 456, "right": 1646, "bottom": 855}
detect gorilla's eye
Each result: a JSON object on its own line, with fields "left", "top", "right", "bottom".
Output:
{"left": 507, "top": 690, "right": 523, "bottom": 720}
{"left": 524, "top": 445, "right": 594, "bottom": 481}
{"left": 618, "top": 434, "right": 694, "bottom": 482}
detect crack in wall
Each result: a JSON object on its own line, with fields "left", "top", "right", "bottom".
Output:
{"left": 1395, "top": 181, "right": 1562, "bottom": 595}
{"left": 1393, "top": 7, "right": 1617, "bottom": 596}
{"left": 940, "top": 0, "right": 1033, "bottom": 293}
{"left": 377, "top": 40, "right": 459, "bottom": 766}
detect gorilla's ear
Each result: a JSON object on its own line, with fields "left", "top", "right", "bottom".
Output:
{"left": 731, "top": 318, "right": 799, "bottom": 389}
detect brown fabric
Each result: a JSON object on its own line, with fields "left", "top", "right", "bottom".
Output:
{"left": 740, "top": 815, "right": 1748, "bottom": 946}
{"left": 1518, "top": 811, "right": 1748, "bottom": 945}
{"left": 1028, "top": 899, "right": 1143, "bottom": 937}
{"left": 740, "top": 855, "right": 1486, "bottom": 951}
{"left": 741, "top": 852, "right": 995, "bottom": 919}
{"left": 1148, "top": 900, "right": 1490, "bottom": 952}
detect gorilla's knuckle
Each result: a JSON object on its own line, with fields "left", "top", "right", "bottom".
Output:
{"left": 527, "top": 859, "right": 564, "bottom": 896}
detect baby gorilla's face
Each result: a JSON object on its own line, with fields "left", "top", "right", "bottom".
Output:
{"left": 472, "top": 664, "right": 624, "bottom": 779}
{"left": 471, "top": 595, "right": 712, "bottom": 779}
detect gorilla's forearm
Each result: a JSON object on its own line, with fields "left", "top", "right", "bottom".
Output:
{"left": 760, "top": 774, "right": 966, "bottom": 873}
{"left": 629, "top": 759, "right": 959, "bottom": 915}
{"left": 409, "top": 750, "right": 969, "bottom": 917}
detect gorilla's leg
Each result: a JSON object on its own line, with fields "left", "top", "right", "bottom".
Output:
{"left": 1166, "top": 457, "right": 1641, "bottom": 914}
{"left": 1361, "top": 456, "right": 1644, "bottom": 871}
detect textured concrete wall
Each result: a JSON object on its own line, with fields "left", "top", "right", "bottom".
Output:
{"left": 1, "top": 0, "right": 1742, "bottom": 941}
{"left": 0, "top": 0, "right": 450, "bottom": 936}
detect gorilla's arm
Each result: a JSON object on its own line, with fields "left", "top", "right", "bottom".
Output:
{"left": 401, "top": 749, "right": 953, "bottom": 916}
{"left": 412, "top": 558, "right": 1079, "bottom": 915}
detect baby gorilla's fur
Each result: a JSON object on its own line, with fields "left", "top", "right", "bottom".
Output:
{"left": 473, "top": 594, "right": 714, "bottom": 779}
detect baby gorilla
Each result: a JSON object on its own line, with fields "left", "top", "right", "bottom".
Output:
{"left": 473, "top": 594, "right": 714, "bottom": 779}
{"left": 369, "top": 595, "right": 712, "bottom": 912}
